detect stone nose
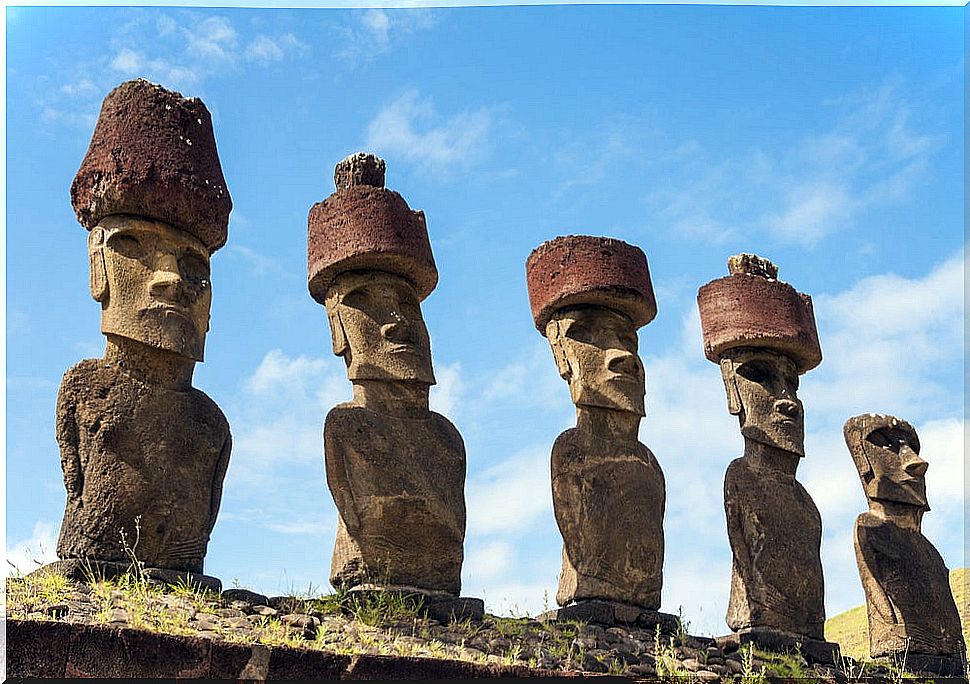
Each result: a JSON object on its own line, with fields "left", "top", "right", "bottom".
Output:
{"left": 148, "top": 257, "right": 184, "bottom": 301}
{"left": 607, "top": 350, "right": 641, "bottom": 377}
{"left": 775, "top": 399, "right": 800, "bottom": 418}
{"left": 904, "top": 452, "right": 928, "bottom": 477}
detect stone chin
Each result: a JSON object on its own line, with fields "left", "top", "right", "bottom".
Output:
{"left": 740, "top": 418, "right": 805, "bottom": 456}
{"left": 871, "top": 477, "right": 929, "bottom": 510}
{"left": 571, "top": 378, "right": 645, "bottom": 416}
{"left": 102, "top": 309, "right": 206, "bottom": 361}
{"left": 345, "top": 348, "right": 436, "bottom": 385}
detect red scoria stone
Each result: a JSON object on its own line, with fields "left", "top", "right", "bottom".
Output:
{"left": 307, "top": 171, "right": 438, "bottom": 305}
{"left": 697, "top": 273, "right": 822, "bottom": 373}
{"left": 70, "top": 79, "right": 232, "bottom": 253}
{"left": 525, "top": 235, "right": 657, "bottom": 332}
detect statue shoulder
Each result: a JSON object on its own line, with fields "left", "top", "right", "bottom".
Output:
{"left": 186, "top": 387, "right": 231, "bottom": 435}
{"left": 551, "top": 429, "right": 583, "bottom": 467}
{"left": 324, "top": 403, "right": 365, "bottom": 434}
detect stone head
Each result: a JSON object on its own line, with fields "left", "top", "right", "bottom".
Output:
{"left": 546, "top": 305, "right": 645, "bottom": 415}
{"left": 844, "top": 414, "right": 928, "bottom": 509}
{"left": 89, "top": 214, "right": 211, "bottom": 361}
{"left": 325, "top": 270, "right": 435, "bottom": 385}
{"left": 720, "top": 347, "right": 804, "bottom": 456}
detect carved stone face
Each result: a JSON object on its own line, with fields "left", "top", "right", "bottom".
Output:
{"left": 325, "top": 271, "right": 435, "bottom": 384}
{"left": 846, "top": 415, "right": 928, "bottom": 509}
{"left": 721, "top": 348, "right": 804, "bottom": 456}
{"left": 90, "top": 215, "right": 211, "bottom": 361}
{"left": 546, "top": 306, "right": 645, "bottom": 415}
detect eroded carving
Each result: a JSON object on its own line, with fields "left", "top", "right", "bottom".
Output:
{"left": 527, "top": 236, "right": 670, "bottom": 626}
{"left": 308, "top": 153, "right": 472, "bottom": 612}
{"left": 698, "top": 254, "right": 838, "bottom": 663}
{"left": 845, "top": 413, "right": 966, "bottom": 676}
{"left": 46, "top": 79, "right": 232, "bottom": 590}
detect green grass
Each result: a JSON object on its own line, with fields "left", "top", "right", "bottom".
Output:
{"left": 825, "top": 567, "right": 968, "bottom": 661}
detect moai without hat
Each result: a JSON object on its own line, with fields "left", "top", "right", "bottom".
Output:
{"left": 307, "top": 152, "right": 482, "bottom": 621}
{"left": 844, "top": 414, "right": 966, "bottom": 677}
{"left": 697, "top": 254, "right": 840, "bottom": 663}
{"left": 39, "top": 79, "right": 233, "bottom": 591}
{"left": 526, "top": 235, "right": 677, "bottom": 631}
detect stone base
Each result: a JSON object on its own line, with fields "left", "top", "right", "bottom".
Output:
{"left": 899, "top": 652, "right": 967, "bottom": 678}
{"left": 539, "top": 599, "right": 680, "bottom": 633}
{"left": 31, "top": 560, "right": 222, "bottom": 593}
{"left": 346, "top": 587, "right": 484, "bottom": 623}
{"left": 717, "top": 628, "right": 840, "bottom": 665}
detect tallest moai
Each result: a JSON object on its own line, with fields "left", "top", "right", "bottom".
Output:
{"left": 44, "top": 79, "right": 232, "bottom": 591}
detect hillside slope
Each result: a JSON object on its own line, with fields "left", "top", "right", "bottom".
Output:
{"left": 825, "top": 567, "right": 968, "bottom": 660}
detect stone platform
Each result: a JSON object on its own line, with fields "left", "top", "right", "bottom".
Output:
{"left": 539, "top": 599, "right": 680, "bottom": 633}
{"left": 347, "top": 587, "right": 485, "bottom": 623}
{"left": 31, "top": 559, "right": 222, "bottom": 593}
{"left": 717, "top": 627, "right": 841, "bottom": 665}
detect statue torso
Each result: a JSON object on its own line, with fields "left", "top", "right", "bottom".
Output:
{"left": 324, "top": 404, "right": 466, "bottom": 594}
{"left": 723, "top": 455, "right": 825, "bottom": 638}
{"left": 551, "top": 428, "right": 665, "bottom": 609}
{"left": 56, "top": 358, "right": 230, "bottom": 572}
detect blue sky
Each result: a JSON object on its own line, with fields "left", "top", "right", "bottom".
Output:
{"left": 5, "top": 4, "right": 964, "bottom": 635}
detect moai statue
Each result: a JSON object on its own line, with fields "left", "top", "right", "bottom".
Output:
{"left": 38, "top": 79, "right": 232, "bottom": 591}
{"left": 698, "top": 254, "right": 839, "bottom": 663}
{"left": 526, "top": 235, "right": 677, "bottom": 631}
{"left": 845, "top": 414, "right": 966, "bottom": 677}
{"left": 307, "top": 152, "right": 482, "bottom": 621}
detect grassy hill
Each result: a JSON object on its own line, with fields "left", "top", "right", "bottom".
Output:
{"left": 825, "top": 567, "right": 968, "bottom": 660}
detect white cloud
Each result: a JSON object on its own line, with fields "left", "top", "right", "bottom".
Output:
{"left": 365, "top": 90, "right": 494, "bottom": 174}
{"left": 110, "top": 48, "right": 143, "bottom": 74}
{"left": 463, "top": 540, "right": 516, "bottom": 583}
{"left": 183, "top": 16, "right": 238, "bottom": 63}
{"left": 429, "top": 361, "right": 464, "bottom": 418}
{"left": 647, "top": 79, "right": 943, "bottom": 247}
{"left": 244, "top": 33, "right": 309, "bottom": 65}
{"left": 465, "top": 445, "right": 552, "bottom": 536}
{"left": 336, "top": 9, "right": 437, "bottom": 67}
{"left": 6, "top": 521, "right": 59, "bottom": 577}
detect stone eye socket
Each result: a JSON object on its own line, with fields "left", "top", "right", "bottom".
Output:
{"left": 109, "top": 233, "right": 145, "bottom": 260}
{"left": 865, "top": 427, "right": 910, "bottom": 453}
{"left": 736, "top": 360, "right": 772, "bottom": 385}
{"left": 179, "top": 252, "right": 210, "bottom": 288}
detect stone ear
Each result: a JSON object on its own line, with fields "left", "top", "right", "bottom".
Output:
{"left": 546, "top": 319, "right": 571, "bottom": 380}
{"left": 87, "top": 228, "right": 108, "bottom": 303}
{"left": 720, "top": 357, "right": 742, "bottom": 415}
{"left": 327, "top": 307, "right": 349, "bottom": 358}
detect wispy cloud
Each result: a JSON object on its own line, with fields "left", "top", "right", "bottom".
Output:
{"left": 6, "top": 521, "right": 60, "bottom": 577}
{"left": 365, "top": 90, "right": 495, "bottom": 175}
{"left": 646, "top": 79, "right": 944, "bottom": 247}
{"left": 39, "top": 10, "right": 309, "bottom": 127}
{"left": 335, "top": 9, "right": 437, "bottom": 67}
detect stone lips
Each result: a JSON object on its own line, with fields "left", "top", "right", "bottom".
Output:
{"left": 526, "top": 235, "right": 657, "bottom": 332}
{"left": 71, "top": 79, "right": 232, "bottom": 253}
{"left": 307, "top": 185, "right": 438, "bottom": 304}
{"left": 697, "top": 274, "right": 822, "bottom": 373}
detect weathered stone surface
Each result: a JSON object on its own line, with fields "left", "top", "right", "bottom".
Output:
{"left": 53, "top": 352, "right": 230, "bottom": 573}
{"left": 530, "top": 236, "right": 665, "bottom": 612}
{"left": 311, "top": 155, "right": 469, "bottom": 600}
{"left": 423, "top": 594, "right": 485, "bottom": 622}
{"left": 209, "top": 641, "right": 270, "bottom": 679}
{"left": 699, "top": 256, "right": 827, "bottom": 645}
{"left": 266, "top": 645, "right": 351, "bottom": 679}
{"left": 6, "top": 617, "right": 72, "bottom": 677}
{"left": 697, "top": 256, "right": 821, "bottom": 372}
{"left": 66, "top": 624, "right": 211, "bottom": 677}
{"left": 222, "top": 587, "right": 270, "bottom": 605}
{"left": 335, "top": 151, "right": 386, "bottom": 189}
{"left": 717, "top": 629, "right": 840, "bottom": 665}
{"left": 71, "top": 79, "right": 231, "bottom": 252}
{"left": 845, "top": 413, "right": 966, "bottom": 668}
{"left": 55, "top": 90, "right": 232, "bottom": 580}
{"left": 540, "top": 600, "right": 680, "bottom": 633}
{"left": 308, "top": 153, "right": 436, "bottom": 304}
{"left": 526, "top": 235, "right": 657, "bottom": 331}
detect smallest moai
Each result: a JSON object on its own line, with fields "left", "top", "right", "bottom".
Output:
{"left": 845, "top": 414, "right": 967, "bottom": 677}
{"left": 526, "top": 235, "right": 677, "bottom": 631}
